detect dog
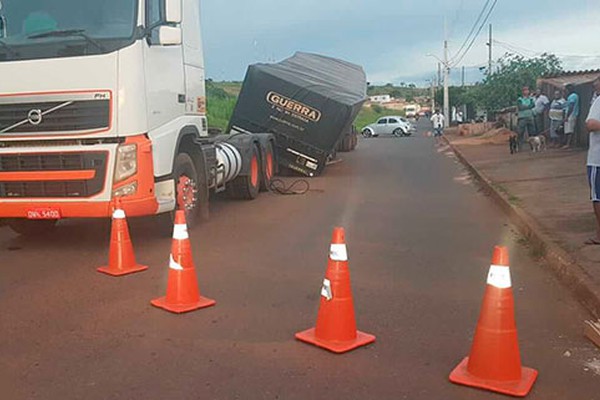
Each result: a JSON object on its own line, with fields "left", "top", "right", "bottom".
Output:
{"left": 509, "top": 134, "right": 519, "bottom": 154}
{"left": 528, "top": 135, "right": 546, "bottom": 153}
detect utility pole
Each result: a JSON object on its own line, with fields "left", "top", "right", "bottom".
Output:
{"left": 437, "top": 63, "right": 442, "bottom": 88}
{"left": 487, "top": 24, "right": 493, "bottom": 76}
{"left": 461, "top": 66, "right": 465, "bottom": 87}
{"left": 430, "top": 79, "right": 435, "bottom": 113}
{"left": 443, "top": 40, "right": 450, "bottom": 128}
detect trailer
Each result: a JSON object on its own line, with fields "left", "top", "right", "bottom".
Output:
{"left": 228, "top": 52, "right": 367, "bottom": 177}
{"left": 0, "top": 0, "right": 275, "bottom": 236}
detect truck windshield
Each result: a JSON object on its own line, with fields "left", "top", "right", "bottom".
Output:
{"left": 0, "top": 0, "right": 138, "bottom": 61}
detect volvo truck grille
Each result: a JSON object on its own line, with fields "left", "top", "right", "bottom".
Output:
{"left": 0, "top": 152, "right": 107, "bottom": 198}
{"left": 0, "top": 97, "right": 110, "bottom": 134}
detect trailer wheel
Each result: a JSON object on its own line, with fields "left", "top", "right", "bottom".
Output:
{"left": 351, "top": 133, "right": 358, "bottom": 150}
{"left": 7, "top": 219, "right": 57, "bottom": 236}
{"left": 260, "top": 142, "right": 275, "bottom": 192}
{"left": 229, "top": 145, "right": 260, "bottom": 200}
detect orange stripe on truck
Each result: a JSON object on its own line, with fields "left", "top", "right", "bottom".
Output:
{"left": 0, "top": 170, "right": 96, "bottom": 182}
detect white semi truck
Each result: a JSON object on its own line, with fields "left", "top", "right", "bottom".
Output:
{"left": 0, "top": 0, "right": 276, "bottom": 235}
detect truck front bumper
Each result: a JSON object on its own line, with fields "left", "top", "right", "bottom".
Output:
{"left": 0, "top": 135, "right": 159, "bottom": 218}
{"left": 0, "top": 195, "right": 158, "bottom": 218}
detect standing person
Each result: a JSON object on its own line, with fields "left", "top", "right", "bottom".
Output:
{"left": 517, "top": 86, "right": 536, "bottom": 143}
{"left": 562, "top": 84, "right": 580, "bottom": 149}
{"left": 592, "top": 75, "right": 600, "bottom": 106}
{"left": 534, "top": 88, "right": 550, "bottom": 136}
{"left": 548, "top": 89, "right": 566, "bottom": 148}
{"left": 584, "top": 90, "right": 600, "bottom": 245}
{"left": 430, "top": 110, "right": 445, "bottom": 144}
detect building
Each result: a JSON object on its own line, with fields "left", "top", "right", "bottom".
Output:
{"left": 369, "top": 95, "right": 392, "bottom": 104}
{"left": 537, "top": 69, "right": 600, "bottom": 147}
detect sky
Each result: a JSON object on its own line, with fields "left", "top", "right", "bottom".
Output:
{"left": 200, "top": 0, "right": 600, "bottom": 87}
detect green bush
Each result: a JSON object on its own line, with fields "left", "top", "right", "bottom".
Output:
{"left": 206, "top": 81, "right": 238, "bottom": 130}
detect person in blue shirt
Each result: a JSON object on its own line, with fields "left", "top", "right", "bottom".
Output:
{"left": 562, "top": 84, "right": 580, "bottom": 149}
{"left": 517, "top": 86, "right": 536, "bottom": 144}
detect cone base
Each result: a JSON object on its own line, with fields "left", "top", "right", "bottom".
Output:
{"left": 97, "top": 264, "right": 148, "bottom": 277}
{"left": 295, "top": 327, "right": 375, "bottom": 354}
{"left": 449, "top": 357, "right": 538, "bottom": 397}
{"left": 150, "top": 296, "right": 216, "bottom": 314}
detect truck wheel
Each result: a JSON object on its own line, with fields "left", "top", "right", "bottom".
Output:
{"left": 260, "top": 142, "right": 275, "bottom": 192}
{"left": 229, "top": 145, "right": 260, "bottom": 200}
{"left": 7, "top": 219, "right": 57, "bottom": 236}
{"left": 173, "top": 153, "right": 201, "bottom": 227}
{"left": 342, "top": 135, "right": 351, "bottom": 152}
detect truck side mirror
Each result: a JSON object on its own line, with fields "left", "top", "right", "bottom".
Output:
{"left": 158, "top": 26, "right": 181, "bottom": 46}
{"left": 164, "top": 0, "right": 182, "bottom": 24}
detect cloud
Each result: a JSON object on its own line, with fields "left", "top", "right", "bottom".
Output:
{"left": 201, "top": 1, "right": 600, "bottom": 85}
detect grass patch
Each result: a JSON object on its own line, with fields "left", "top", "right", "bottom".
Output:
{"left": 206, "top": 81, "right": 237, "bottom": 131}
{"left": 491, "top": 182, "right": 521, "bottom": 206}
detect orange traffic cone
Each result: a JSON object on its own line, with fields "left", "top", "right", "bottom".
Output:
{"left": 449, "top": 246, "right": 538, "bottom": 397}
{"left": 97, "top": 203, "right": 148, "bottom": 276}
{"left": 151, "top": 210, "right": 215, "bottom": 313}
{"left": 295, "top": 227, "right": 375, "bottom": 353}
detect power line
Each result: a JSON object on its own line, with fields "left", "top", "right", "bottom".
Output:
{"left": 451, "top": 0, "right": 499, "bottom": 67}
{"left": 494, "top": 39, "right": 600, "bottom": 59}
{"left": 449, "top": 0, "right": 492, "bottom": 64}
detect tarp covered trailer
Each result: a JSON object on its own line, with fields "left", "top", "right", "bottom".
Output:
{"left": 227, "top": 52, "right": 367, "bottom": 177}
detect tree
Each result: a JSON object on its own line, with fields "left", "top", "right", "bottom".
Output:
{"left": 476, "top": 53, "right": 562, "bottom": 111}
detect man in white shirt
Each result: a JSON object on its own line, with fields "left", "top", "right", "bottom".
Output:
{"left": 431, "top": 110, "right": 445, "bottom": 143}
{"left": 534, "top": 88, "right": 550, "bottom": 135}
{"left": 585, "top": 76, "right": 600, "bottom": 245}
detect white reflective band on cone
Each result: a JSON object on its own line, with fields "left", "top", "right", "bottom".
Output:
{"left": 169, "top": 255, "right": 184, "bottom": 271}
{"left": 172, "top": 224, "right": 188, "bottom": 240}
{"left": 321, "top": 278, "right": 333, "bottom": 301}
{"left": 487, "top": 265, "right": 512, "bottom": 289}
{"left": 112, "top": 209, "right": 126, "bottom": 219}
{"left": 329, "top": 244, "right": 348, "bottom": 261}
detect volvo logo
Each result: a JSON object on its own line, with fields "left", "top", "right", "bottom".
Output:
{"left": 27, "top": 109, "right": 43, "bottom": 125}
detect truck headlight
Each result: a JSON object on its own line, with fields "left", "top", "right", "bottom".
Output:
{"left": 114, "top": 143, "right": 137, "bottom": 182}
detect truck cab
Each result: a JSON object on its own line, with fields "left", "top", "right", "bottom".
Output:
{"left": 0, "top": 0, "right": 255, "bottom": 235}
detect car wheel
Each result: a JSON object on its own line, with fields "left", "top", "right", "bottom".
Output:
{"left": 361, "top": 128, "right": 373, "bottom": 138}
{"left": 393, "top": 128, "right": 404, "bottom": 137}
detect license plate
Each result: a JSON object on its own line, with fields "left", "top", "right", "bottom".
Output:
{"left": 27, "top": 208, "right": 61, "bottom": 220}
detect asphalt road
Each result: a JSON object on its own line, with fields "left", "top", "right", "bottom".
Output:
{"left": 1, "top": 121, "right": 599, "bottom": 399}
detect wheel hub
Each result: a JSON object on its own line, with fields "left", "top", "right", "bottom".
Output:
{"left": 176, "top": 175, "right": 198, "bottom": 212}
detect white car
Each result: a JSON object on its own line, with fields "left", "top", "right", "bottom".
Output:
{"left": 361, "top": 116, "right": 414, "bottom": 138}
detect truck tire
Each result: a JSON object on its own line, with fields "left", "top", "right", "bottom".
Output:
{"left": 351, "top": 133, "right": 358, "bottom": 150}
{"left": 341, "top": 135, "right": 350, "bottom": 152}
{"left": 260, "top": 142, "right": 275, "bottom": 192}
{"left": 339, "top": 135, "right": 352, "bottom": 152}
{"left": 7, "top": 219, "right": 57, "bottom": 236}
{"left": 229, "top": 144, "right": 260, "bottom": 200}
